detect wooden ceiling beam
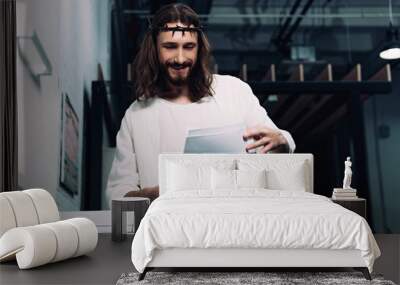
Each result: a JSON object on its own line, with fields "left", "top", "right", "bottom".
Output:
{"left": 269, "top": 64, "right": 304, "bottom": 118}
{"left": 291, "top": 63, "right": 361, "bottom": 135}
{"left": 279, "top": 64, "right": 332, "bottom": 129}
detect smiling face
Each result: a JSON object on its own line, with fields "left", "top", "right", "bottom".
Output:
{"left": 157, "top": 22, "right": 199, "bottom": 87}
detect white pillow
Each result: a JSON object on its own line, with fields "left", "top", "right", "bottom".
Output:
{"left": 236, "top": 169, "right": 267, "bottom": 189}
{"left": 238, "top": 159, "right": 308, "bottom": 191}
{"left": 211, "top": 169, "right": 268, "bottom": 190}
{"left": 266, "top": 164, "right": 306, "bottom": 191}
{"left": 211, "top": 168, "right": 236, "bottom": 190}
{"left": 166, "top": 160, "right": 235, "bottom": 191}
{"left": 166, "top": 163, "right": 208, "bottom": 191}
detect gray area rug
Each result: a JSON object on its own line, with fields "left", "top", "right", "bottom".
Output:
{"left": 116, "top": 271, "right": 396, "bottom": 285}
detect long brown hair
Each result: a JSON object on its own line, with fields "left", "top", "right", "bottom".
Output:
{"left": 133, "top": 4, "right": 214, "bottom": 102}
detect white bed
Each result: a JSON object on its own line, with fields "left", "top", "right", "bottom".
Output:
{"left": 131, "top": 154, "right": 380, "bottom": 280}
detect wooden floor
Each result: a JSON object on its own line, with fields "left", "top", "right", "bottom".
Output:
{"left": 0, "top": 234, "right": 398, "bottom": 285}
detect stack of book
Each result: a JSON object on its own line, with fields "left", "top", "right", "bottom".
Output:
{"left": 332, "top": 188, "right": 358, "bottom": 200}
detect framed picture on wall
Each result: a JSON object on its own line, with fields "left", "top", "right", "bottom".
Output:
{"left": 59, "top": 93, "right": 79, "bottom": 196}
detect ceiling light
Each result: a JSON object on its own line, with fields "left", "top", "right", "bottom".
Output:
{"left": 380, "top": 0, "right": 400, "bottom": 60}
{"left": 379, "top": 45, "right": 400, "bottom": 60}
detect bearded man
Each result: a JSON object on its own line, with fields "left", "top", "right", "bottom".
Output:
{"left": 106, "top": 4, "right": 295, "bottom": 203}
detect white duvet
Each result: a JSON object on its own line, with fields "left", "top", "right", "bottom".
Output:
{"left": 131, "top": 190, "right": 380, "bottom": 273}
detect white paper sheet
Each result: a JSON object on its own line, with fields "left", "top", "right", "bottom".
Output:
{"left": 184, "top": 123, "right": 247, "bottom": 153}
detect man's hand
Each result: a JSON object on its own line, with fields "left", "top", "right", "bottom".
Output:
{"left": 243, "top": 125, "right": 289, "bottom": 153}
{"left": 124, "top": 186, "right": 159, "bottom": 201}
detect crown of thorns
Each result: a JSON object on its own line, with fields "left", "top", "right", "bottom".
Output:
{"left": 149, "top": 23, "right": 203, "bottom": 36}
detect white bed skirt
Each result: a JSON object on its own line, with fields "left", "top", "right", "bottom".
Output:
{"left": 148, "top": 248, "right": 366, "bottom": 268}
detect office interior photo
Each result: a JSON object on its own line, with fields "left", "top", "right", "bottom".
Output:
{"left": 1, "top": 0, "right": 399, "bottom": 284}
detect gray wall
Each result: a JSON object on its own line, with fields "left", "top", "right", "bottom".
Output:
{"left": 364, "top": 66, "right": 400, "bottom": 233}
{"left": 16, "top": 0, "right": 111, "bottom": 210}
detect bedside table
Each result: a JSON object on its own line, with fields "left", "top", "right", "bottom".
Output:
{"left": 331, "top": 198, "right": 366, "bottom": 219}
{"left": 111, "top": 197, "right": 150, "bottom": 242}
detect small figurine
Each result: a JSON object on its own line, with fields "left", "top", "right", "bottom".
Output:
{"left": 342, "top": 157, "right": 353, "bottom": 189}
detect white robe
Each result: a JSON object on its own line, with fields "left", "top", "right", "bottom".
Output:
{"left": 106, "top": 74, "right": 296, "bottom": 203}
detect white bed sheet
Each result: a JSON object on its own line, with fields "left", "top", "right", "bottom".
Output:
{"left": 131, "top": 190, "right": 380, "bottom": 273}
